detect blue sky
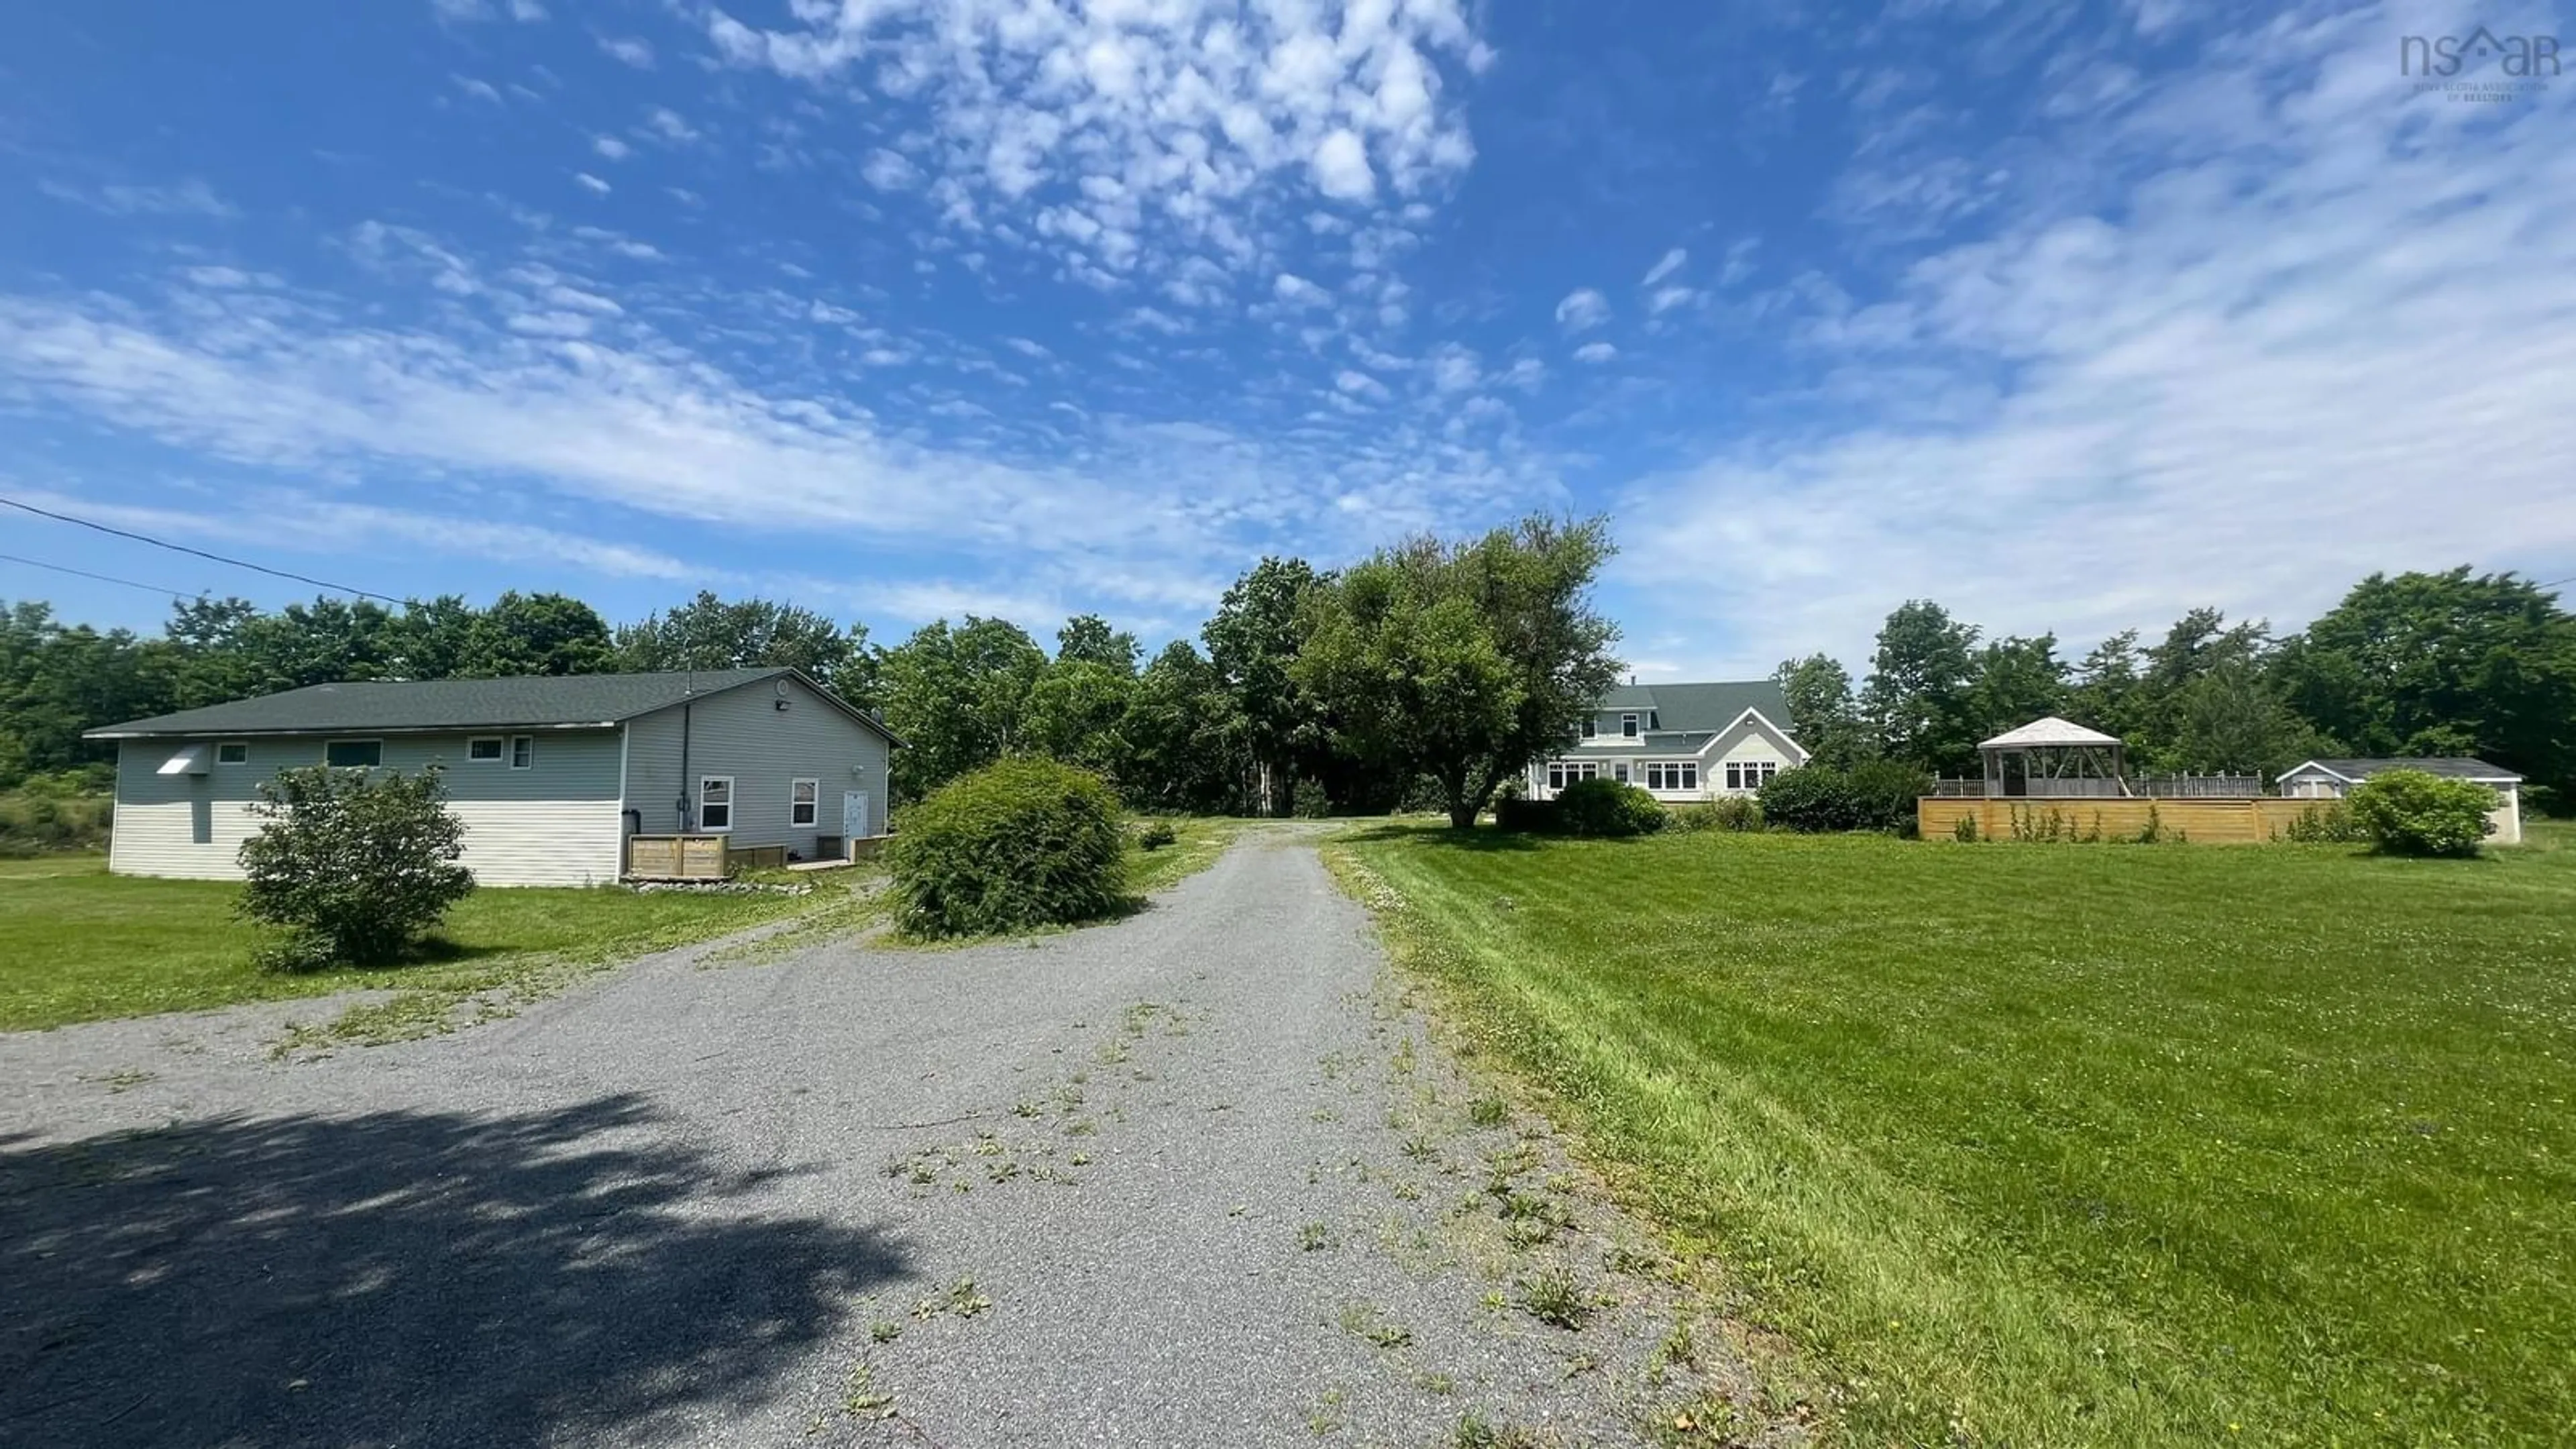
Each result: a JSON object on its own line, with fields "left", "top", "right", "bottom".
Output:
{"left": 3, "top": 0, "right": 2571, "bottom": 676}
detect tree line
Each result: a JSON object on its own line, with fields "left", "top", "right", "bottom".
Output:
{"left": 5, "top": 543, "right": 2567, "bottom": 814}
{"left": 1780, "top": 567, "right": 2575, "bottom": 804}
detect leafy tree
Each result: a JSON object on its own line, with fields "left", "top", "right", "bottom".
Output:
{"left": 386, "top": 594, "right": 482, "bottom": 682}
{"left": 2068, "top": 629, "right": 2143, "bottom": 739}
{"left": 1055, "top": 613, "right": 1141, "bottom": 674}
{"left": 1860, "top": 600, "right": 1981, "bottom": 773}
{"left": 1023, "top": 659, "right": 1140, "bottom": 788}
{"left": 2163, "top": 659, "right": 2328, "bottom": 777}
{"left": 1962, "top": 634, "right": 2070, "bottom": 745}
{"left": 1120, "top": 640, "right": 1251, "bottom": 814}
{"left": 2278, "top": 568, "right": 2576, "bottom": 797}
{"left": 614, "top": 591, "right": 879, "bottom": 704}
{"left": 1291, "top": 517, "right": 1620, "bottom": 828}
{"left": 877, "top": 616, "right": 1048, "bottom": 801}
{"left": 236, "top": 765, "right": 475, "bottom": 970}
{"left": 1204, "top": 557, "right": 1326, "bottom": 814}
{"left": 461, "top": 592, "right": 616, "bottom": 678}
{"left": 1773, "top": 653, "right": 1872, "bottom": 767}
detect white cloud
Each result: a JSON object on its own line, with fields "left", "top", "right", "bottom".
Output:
{"left": 1642, "top": 248, "right": 1687, "bottom": 287}
{"left": 861, "top": 148, "right": 920, "bottom": 191}
{"left": 1572, "top": 341, "right": 1618, "bottom": 364}
{"left": 1648, "top": 285, "right": 1700, "bottom": 315}
{"left": 1272, "top": 272, "right": 1331, "bottom": 308}
{"left": 1335, "top": 368, "right": 1391, "bottom": 400}
{"left": 592, "top": 135, "right": 633, "bottom": 161}
{"left": 1554, "top": 288, "right": 1610, "bottom": 332}
{"left": 573, "top": 172, "right": 612, "bottom": 196}
{"left": 1428, "top": 345, "right": 1481, "bottom": 394}
{"left": 431, "top": 0, "right": 545, "bottom": 22}
{"left": 597, "top": 35, "right": 653, "bottom": 68}
{"left": 641, "top": 107, "right": 699, "bottom": 145}
{"left": 1622, "top": 5, "right": 2576, "bottom": 667}
{"left": 450, "top": 74, "right": 503, "bottom": 105}
{"left": 37, "top": 178, "right": 235, "bottom": 219}
{"left": 1311, "top": 129, "right": 1377, "bottom": 201}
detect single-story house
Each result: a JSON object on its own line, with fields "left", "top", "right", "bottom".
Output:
{"left": 2275, "top": 757, "right": 2524, "bottom": 845}
{"left": 1525, "top": 680, "right": 1809, "bottom": 801}
{"left": 81, "top": 668, "right": 899, "bottom": 886}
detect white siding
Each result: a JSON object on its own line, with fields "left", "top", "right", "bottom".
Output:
{"left": 107, "top": 731, "right": 623, "bottom": 888}
{"left": 621, "top": 676, "right": 892, "bottom": 860}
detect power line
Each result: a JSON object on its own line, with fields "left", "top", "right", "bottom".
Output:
{"left": 0, "top": 493, "right": 407, "bottom": 604}
{"left": 0, "top": 551, "right": 209, "bottom": 598}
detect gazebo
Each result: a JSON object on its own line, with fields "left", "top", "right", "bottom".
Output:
{"left": 1977, "top": 716, "right": 2127, "bottom": 798}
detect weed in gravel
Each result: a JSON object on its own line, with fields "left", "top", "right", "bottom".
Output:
{"left": 1012, "top": 1099, "right": 1041, "bottom": 1119}
{"left": 843, "top": 1362, "right": 896, "bottom": 1419}
{"left": 1402, "top": 1133, "right": 1439, "bottom": 1163}
{"left": 1393, "top": 1180, "right": 1425, "bottom": 1202}
{"left": 985, "top": 1160, "right": 1020, "bottom": 1184}
{"left": 1064, "top": 1118, "right": 1097, "bottom": 1137}
{"left": 1069, "top": 1150, "right": 1093, "bottom": 1166}
{"left": 1468, "top": 1095, "right": 1509, "bottom": 1128}
{"left": 1515, "top": 1270, "right": 1595, "bottom": 1330}
{"left": 1649, "top": 1396, "right": 1746, "bottom": 1446}
{"left": 914, "top": 1277, "right": 994, "bottom": 1320}
{"left": 1310, "top": 1106, "right": 1342, "bottom": 1123}
{"left": 869, "top": 1320, "right": 903, "bottom": 1344}
{"left": 1419, "top": 1371, "right": 1456, "bottom": 1395}
{"left": 1393, "top": 1036, "right": 1417, "bottom": 1075}
{"left": 1298, "top": 1221, "right": 1334, "bottom": 1252}
{"left": 1308, "top": 1385, "right": 1348, "bottom": 1436}
{"left": 1452, "top": 1411, "right": 1546, "bottom": 1448}
{"left": 1340, "top": 1303, "right": 1414, "bottom": 1349}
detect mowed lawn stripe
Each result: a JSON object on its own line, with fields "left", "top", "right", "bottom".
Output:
{"left": 1331, "top": 825, "right": 2576, "bottom": 1446}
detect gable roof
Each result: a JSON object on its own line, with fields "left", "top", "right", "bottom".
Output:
{"left": 83, "top": 668, "right": 900, "bottom": 744}
{"left": 1596, "top": 680, "right": 1796, "bottom": 736}
{"left": 2277, "top": 757, "right": 2522, "bottom": 784}
{"left": 1980, "top": 716, "right": 2123, "bottom": 749}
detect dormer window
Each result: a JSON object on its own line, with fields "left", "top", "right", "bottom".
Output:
{"left": 1621, "top": 712, "right": 1640, "bottom": 738}
{"left": 1580, "top": 717, "right": 1597, "bottom": 739}
{"left": 1648, "top": 710, "right": 1660, "bottom": 731}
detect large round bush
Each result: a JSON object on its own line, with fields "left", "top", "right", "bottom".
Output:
{"left": 237, "top": 765, "right": 474, "bottom": 971}
{"left": 1552, "top": 777, "right": 1666, "bottom": 837}
{"left": 887, "top": 757, "right": 1128, "bottom": 937}
{"left": 2345, "top": 769, "right": 2496, "bottom": 857}
{"left": 1758, "top": 761, "right": 1931, "bottom": 833}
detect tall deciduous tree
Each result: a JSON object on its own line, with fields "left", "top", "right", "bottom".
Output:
{"left": 614, "top": 591, "right": 878, "bottom": 706}
{"left": 1773, "top": 653, "right": 1871, "bottom": 767}
{"left": 1291, "top": 517, "right": 1619, "bottom": 828}
{"left": 1055, "top": 613, "right": 1141, "bottom": 674}
{"left": 462, "top": 592, "right": 616, "bottom": 678}
{"left": 1204, "top": 557, "right": 1325, "bottom": 814}
{"left": 1962, "top": 634, "right": 2070, "bottom": 744}
{"left": 877, "top": 616, "right": 1048, "bottom": 801}
{"left": 1860, "top": 600, "right": 1980, "bottom": 773}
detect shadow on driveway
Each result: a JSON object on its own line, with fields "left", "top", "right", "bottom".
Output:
{"left": 0, "top": 1093, "right": 907, "bottom": 1448}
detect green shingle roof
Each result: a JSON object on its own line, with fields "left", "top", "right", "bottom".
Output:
{"left": 85, "top": 668, "right": 896, "bottom": 741}
{"left": 1599, "top": 680, "right": 1796, "bottom": 736}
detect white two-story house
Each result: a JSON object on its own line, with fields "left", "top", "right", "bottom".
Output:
{"left": 1526, "top": 680, "right": 1809, "bottom": 801}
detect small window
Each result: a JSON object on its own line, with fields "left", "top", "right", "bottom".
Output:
{"left": 511, "top": 735, "right": 533, "bottom": 769}
{"left": 698, "top": 776, "right": 733, "bottom": 831}
{"left": 791, "top": 778, "right": 819, "bottom": 827}
{"left": 1580, "top": 717, "right": 1597, "bottom": 739}
{"left": 1621, "top": 713, "right": 1639, "bottom": 738}
{"left": 468, "top": 737, "right": 504, "bottom": 763}
{"left": 1613, "top": 763, "right": 1630, "bottom": 783}
{"left": 215, "top": 742, "right": 250, "bottom": 765}
{"left": 325, "top": 740, "right": 382, "bottom": 769}
{"left": 1546, "top": 763, "right": 1566, "bottom": 792}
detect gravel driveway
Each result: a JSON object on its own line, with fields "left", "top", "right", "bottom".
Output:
{"left": 0, "top": 828, "right": 1780, "bottom": 1449}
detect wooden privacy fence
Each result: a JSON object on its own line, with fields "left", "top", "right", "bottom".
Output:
{"left": 625, "top": 835, "right": 788, "bottom": 878}
{"left": 1924, "top": 773, "right": 2263, "bottom": 799}
{"left": 1919, "top": 797, "right": 2334, "bottom": 844}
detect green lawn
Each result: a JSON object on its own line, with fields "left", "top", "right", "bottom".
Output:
{"left": 0, "top": 855, "right": 822, "bottom": 1033}
{"left": 1330, "top": 822, "right": 2576, "bottom": 1447}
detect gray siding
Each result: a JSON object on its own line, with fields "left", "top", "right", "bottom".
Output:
{"left": 108, "top": 730, "right": 624, "bottom": 888}
{"left": 621, "top": 676, "right": 892, "bottom": 860}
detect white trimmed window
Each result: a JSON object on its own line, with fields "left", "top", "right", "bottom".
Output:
{"left": 468, "top": 737, "right": 504, "bottom": 763}
{"left": 1621, "top": 712, "right": 1640, "bottom": 738}
{"left": 215, "top": 741, "right": 250, "bottom": 765}
{"left": 791, "top": 777, "right": 819, "bottom": 827}
{"left": 1580, "top": 716, "right": 1597, "bottom": 739}
{"left": 510, "top": 735, "right": 533, "bottom": 769}
{"left": 325, "top": 740, "right": 382, "bottom": 768}
{"left": 698, "top": 776, "right": 733, "bottom": 831}
{"left": 1644, "top": 761, "right": 1698, "bottom": 792}
{"left": 1724, "top": 761, "right": 1780, "bottom": 791}
{"left": 1613, "top": 762, "right": 1631, "bottom": 783}
{"left": 1544, "top": 760, "right": 1601, "bottom": 792}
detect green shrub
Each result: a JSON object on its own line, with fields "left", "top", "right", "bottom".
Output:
{"left": 0, "top": 788, "right": 113, "bottom": 855}
{"left": 2346, "top": 770, "right": 2497, "bottom": 858}
{"left": 1290, "top": 777, "right": 1332, "bottom": 819}
{"left": 2282, "top": 802, "right": 2367, "bottom": 844}
{"left": 1553, "top": 777, "right": 1666, "bottom": 837}
{"left": 1951, "top": 813, "right": 1980, "bottom": 843}
{"left": 886, "top": 757, "right": 1128, "bottom": 937}
{"left": 1671, "top": 796, "right": 1763, "bottom": 834}
{"left": 237, "top": 765, "right": 475, "bottom": 971}
{"left": 1760, "top": 761, "right": 1934, "bottom": 834}
{"left": 1138, "top": 818, "right": 1178, "bottom": 851}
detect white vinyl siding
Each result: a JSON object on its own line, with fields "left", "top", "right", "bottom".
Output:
{"left": 107, "top": 731, "right": 624, "bottom": 887}
{"left": 621, "top": 675, "right": 893, "bottom": 861}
